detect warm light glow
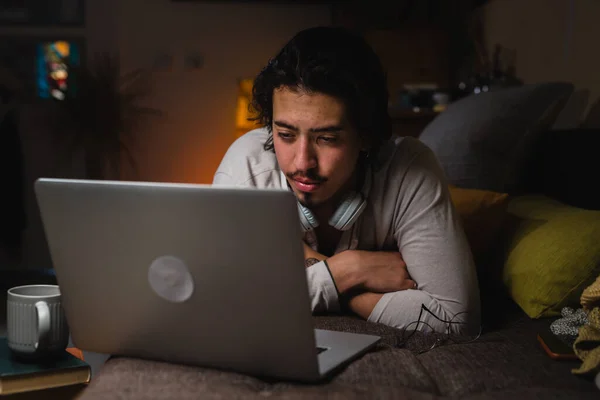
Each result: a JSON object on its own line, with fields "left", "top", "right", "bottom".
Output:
{"left": 235, "top": 78, "right": 261, "bottom": 136}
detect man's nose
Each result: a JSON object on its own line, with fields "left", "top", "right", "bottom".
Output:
{"left": 295, "top": 138, "right": 317, "bottom": 171}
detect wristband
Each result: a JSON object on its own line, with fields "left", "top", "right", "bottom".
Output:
{"left": 322, "top": 259, "right": 340, "bottom": 296}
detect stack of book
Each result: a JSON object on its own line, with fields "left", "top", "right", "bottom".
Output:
{"left": 0, "top": 337, "right": 91, "bottom": 398}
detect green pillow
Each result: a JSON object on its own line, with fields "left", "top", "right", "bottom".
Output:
{"left": 502, "top": 195, "right": 600, "bottom": 318}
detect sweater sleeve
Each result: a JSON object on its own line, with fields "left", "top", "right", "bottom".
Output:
{"left": 367, "top": 145, "right": 481, "bottom": 335}
{"left": 306, "top": 261, "right": 341, "bottom": 313}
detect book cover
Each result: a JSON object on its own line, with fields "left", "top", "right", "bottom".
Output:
{"left": 0, "top": 337, "right": 91, "bottom": 395}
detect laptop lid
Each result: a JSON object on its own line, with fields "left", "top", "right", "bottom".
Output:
{"left": 34, "top": 178, "right": 322, "bottom": 381}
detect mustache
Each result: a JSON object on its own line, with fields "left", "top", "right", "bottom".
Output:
{"left": 287, "top": 170, "right": 327, "bottom": 183}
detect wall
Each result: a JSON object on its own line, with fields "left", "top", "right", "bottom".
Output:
{"left": 482, "top": 0, "right": 600, "bottom": 114}
{"left": 0, "top": 1, "right": 119, "bottom": 270}
{"left": 115, "top": 0, "right": 331, "bottom": 184}
{"left": 5, "top": 0, "right": 330, "bottom": 270}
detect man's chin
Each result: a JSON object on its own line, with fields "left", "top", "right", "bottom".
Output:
{"left": 296, "top": 192, "right": 323, "bottom": 208}
{"left": 298, "top": 198, "right": 314, "bottom": 208}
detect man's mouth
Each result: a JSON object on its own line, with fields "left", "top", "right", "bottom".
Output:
{"left": 292, "top": 179, "right": 322, "bottom": 193}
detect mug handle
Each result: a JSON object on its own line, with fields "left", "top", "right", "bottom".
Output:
{"left": 34, "top": 301, "right": 51, "bottom": 351}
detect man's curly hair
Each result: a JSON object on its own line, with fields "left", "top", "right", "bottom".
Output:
{"left": 249, "top": 26, "right": 392, "bottom": 159}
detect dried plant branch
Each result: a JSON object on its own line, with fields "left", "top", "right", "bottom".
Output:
{"left": 52, "top": 52, "right": 163, "bottom": 179}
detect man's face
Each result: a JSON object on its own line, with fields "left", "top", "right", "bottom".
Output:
{"left": 272, "top": 86, "right": 364, "bottom": 208}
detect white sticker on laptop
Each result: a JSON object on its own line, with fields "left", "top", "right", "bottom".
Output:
{"left": 148, "top": 255, "right": 194, "bottom": 303}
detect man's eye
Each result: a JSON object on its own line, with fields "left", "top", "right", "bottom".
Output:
{"left": 318, "top": 136, "right": 337, "bottom": 144}
{"left": 277, "top": 132, "right": 294, "bottom": 141}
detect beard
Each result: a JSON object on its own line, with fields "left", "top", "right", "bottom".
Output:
{"left": 287, "top": 169, "right": 327, "bottom": 208}
{"left": 297, "top": 192, "right": 315, "bottom": 207}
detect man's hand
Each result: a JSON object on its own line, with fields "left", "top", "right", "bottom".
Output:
{"left": 326, "top": 250, "right": 416, "bottom": 294}
{"left": 357, "top": 251, "right": 417, "bottom": 293}
{"left": 347, "top": 292, "right": 384, "bottom": 319}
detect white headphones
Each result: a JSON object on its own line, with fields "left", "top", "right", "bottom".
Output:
{"left": 280, "top": 169, "right": 369, "bottom": 232}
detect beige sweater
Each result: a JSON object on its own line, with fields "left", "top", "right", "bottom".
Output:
{"left": 213, "top": 128, "right": 480, "bottom": 334}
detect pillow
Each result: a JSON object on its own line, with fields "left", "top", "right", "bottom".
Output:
{"left": 419, "top": 82, "right": 574, "bottom": 193}
{"left": 448, "top": 185, "right": 510, "bottom": 260}
{"left": 501, "top": 195, "right": 600, "bottom": 318}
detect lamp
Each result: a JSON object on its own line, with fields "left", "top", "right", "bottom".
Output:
{"left": 235, "top": 78, "right": 261, "bottom": 136}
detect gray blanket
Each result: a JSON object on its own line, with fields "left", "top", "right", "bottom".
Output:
{"left": 78, "top": 315, "right": 598, "bottom": 399}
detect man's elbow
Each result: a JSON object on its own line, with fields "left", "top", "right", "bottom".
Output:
{"left": 444, "top": 301, "right": 481, "bottom": 337}
{"left": 447, "top": 312, "right": 481, "bottom": 337}
{"left": 418, "top": 294, "right": 481, "bottom": 336}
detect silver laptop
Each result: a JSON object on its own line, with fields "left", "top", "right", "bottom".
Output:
{"left": 34, "top": 178, "right": 380, "bottom": 382}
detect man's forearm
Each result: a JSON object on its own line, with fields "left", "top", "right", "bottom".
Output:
{"left": 305, "top": 258, "right": 322, "bottom": 268}
{"left": 326, "top": 250, "right": 415, "bottom": 294}
{"left": 304, "top": 242, "right": 327, "bottom": 267}
{"left": 322, "top": 250, "right": 364, "bottom": 293}
{"left": 325, "top": 250, "right": 416, "bottom": 319}
{"left": 304, "top": 246, "right": 415, "bottom": 318}
{"left": 347, "top": 292, "right": 383, "bottom": 319}
{"left": 304, "top": 247, "right": 382, "bottom": 318}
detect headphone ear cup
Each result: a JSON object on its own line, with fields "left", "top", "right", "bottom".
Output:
{"left": 297, "top": 203, "right": 319, "bottom": 231}
{"left": 329, "top": 192, "right": 367, "bottom": 231}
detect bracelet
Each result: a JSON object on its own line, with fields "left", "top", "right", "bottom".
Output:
{"left": 323, "top": 259, "right": 340, "bottom": 296}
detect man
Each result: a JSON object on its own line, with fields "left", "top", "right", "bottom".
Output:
{"left": 213, "top": 26, "right": 480, "bottom": 334}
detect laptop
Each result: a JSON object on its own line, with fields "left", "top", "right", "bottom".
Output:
{"left": 34, "top": 178, "right": 380, "bottom": 382}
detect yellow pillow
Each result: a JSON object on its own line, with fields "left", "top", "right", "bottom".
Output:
{"left": 448, "top": 185, "right": 510, "bottom": 260}
{"left": 502, "top": 195, "right": 600, "bottom": 318}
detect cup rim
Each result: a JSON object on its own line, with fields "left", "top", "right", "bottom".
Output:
{"left": 7, "top": 284, "right": 61, "bottom": 299}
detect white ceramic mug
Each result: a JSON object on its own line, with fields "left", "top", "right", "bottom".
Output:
{"left": 6, "top": 284, "right": 69, "bottom": 358}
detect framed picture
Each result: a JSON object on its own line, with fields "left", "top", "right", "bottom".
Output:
{"left": 0, "top": 0, "right": 85, "bottom": 26}
{"left": 0, "top": 35, "right": 86, "bottom": 100}
{"left": 35, "top": 39, "right": 85, "bottom": 100}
